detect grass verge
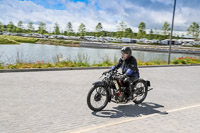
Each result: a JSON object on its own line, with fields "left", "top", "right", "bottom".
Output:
{"left": 0, "top": 35, "right": 80, "bottom": 46}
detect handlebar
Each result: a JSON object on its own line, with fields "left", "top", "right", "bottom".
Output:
{"left": 102, "top": 69, "right": 118, "bottom": 75}
{"left": 101, "top": 69, "right": 123, "bottom": 79}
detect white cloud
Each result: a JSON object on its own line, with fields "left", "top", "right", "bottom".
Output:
{"left": 151, "top": 0, "right": 174, "bottom": 5}
{"left": 65, "top": 1, "right": 86, "bottom": 11}
{"left": 0, "top": 0, "right": 199, "bottom": 34}
{"left": 0, "top": 0, "right": 120, "bottom": 32}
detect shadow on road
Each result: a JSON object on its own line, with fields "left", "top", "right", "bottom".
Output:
{"left": 92, "top": 102, "right": 168, "bottom": 118}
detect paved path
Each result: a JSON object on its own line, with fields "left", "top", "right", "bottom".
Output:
{"left": 0, "top": 66, "right": 200, "bottom": 133}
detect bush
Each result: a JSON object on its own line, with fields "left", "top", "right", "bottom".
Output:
{"left": 0, "top": 62, "right": 4, "bottom": 69}
{"left": 138, "top": 60, "right": 167, "bottom": 66}
{"left": 172, "top": 57, "right": 200, "bottom": 64}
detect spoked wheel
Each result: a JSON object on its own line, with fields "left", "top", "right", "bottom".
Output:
{"left": 87, "top": 86, "right": 109, "bottom": 112}
{"left": 133, "top": 80, "right": 148, "bottom": 104}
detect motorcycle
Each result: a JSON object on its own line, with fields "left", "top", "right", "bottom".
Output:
{"left": 87, "top": 70, "right": 153, "bottom": 112}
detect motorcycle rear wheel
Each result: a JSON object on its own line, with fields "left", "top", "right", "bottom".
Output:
{"left": 87, "top": 86, "right": 109, "bottom": 112}
{"left": 133, "top": 80, "right": 148, "bottom": 104}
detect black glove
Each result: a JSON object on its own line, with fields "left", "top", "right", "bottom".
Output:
{"left": 102, "top": 70, "right": 111, "bottom": 75}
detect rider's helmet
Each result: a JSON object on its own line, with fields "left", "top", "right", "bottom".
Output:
{"left": 121, "top": 47, "right": 132, "bottom": 60}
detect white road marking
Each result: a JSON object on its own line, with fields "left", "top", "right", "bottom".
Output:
{"left": 60, "top": 104, "right": 200, "bottom": 133}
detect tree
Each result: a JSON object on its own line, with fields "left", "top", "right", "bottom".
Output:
{"left": 181, "top": 33, "right": 185, "bottom": 39}
{"left": 0, "top": 21, "right": 4, "bottom": 32}
{"left": 137, "top": 22, "right": 146, "bottom": 39}
{"left": 38, "top": 22, "right": 46, "bottom": 34}
{"left": 162, "top": 21, "right": 170, "bottom": 35}
{"left": 118, "top": 21, "right": 127, "bottom": 32}
{"left": 65, "top": 22, "right": 73, "bottom": 36}
{"left": 176, "top": 35, "right": 180, "bottom": 39}
{"left": 78, "top": 23, "right": 86, "bottom": 36}
{"left": 100, "top": 31, "right": 106, "bottom": 37}
{"left": 96, "top": 22, "right": 103, "bottom": 32}
{"left": 95, "top": 22, "right": 103, "bottom": 37}
{"left": 7, "top": 21, "right": 16, "bottom": 32}
{"left": 16, "top": 21, "right": 23, "bottom": 33}
{"left": 53, "top": 22, "right": 60, "bottom": 35}
{"left": 117, "top": 21, "right": 127, "bottom": 38}
{"left": 27, "top": 22, "right": 34, "bottom": 33}
{"left": 187, "top": 22, "right": 199, "bottom": 39}
{"left": 148, "top": 29, "right": 154, "bottom": 40}
{"left": 124, "top": 28, "right": 133, "bottom": 38}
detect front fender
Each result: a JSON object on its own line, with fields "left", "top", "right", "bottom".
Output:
{"left": 92, "top": 81, "right": 105, "bottom": 87}
{"left": 92, "top": 81, "right": 112, "bottom": 102}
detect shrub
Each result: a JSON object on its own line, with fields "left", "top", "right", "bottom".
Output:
{"left": 172, "top": 57, "right": 200, "bottom": 64}
{"left": 0, "top": 62, "right": 4, "bottom": 69}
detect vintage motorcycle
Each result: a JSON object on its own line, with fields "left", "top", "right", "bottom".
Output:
{"left": 87, "top": 70, "right": 153, "bottom": 111}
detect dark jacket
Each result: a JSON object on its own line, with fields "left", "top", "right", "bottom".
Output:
{"left": 111, "top": 56, "right": 139, "bottom": 78}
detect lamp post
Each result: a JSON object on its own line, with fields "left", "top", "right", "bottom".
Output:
{"left": 168, "top": 0, "right": 177, "bottom": 64}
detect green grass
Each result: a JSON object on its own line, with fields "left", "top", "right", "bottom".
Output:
{"left": 36, "top": 39, "right": 80, "bottom": 46}
{"left": 192, "top": 45, "right": 200, "bottom": 48}
{"left": 0, "top": 35, "right": 39, "bottom": 44}
{"left": 0, "top": 35, "right": 80, "bottom": 46}
{"left": 0, "top": 36, "right": 19, "bottom": 44}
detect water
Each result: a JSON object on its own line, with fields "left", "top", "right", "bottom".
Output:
{"left": 0, "top": 43, "right": 199, "bottom": 65}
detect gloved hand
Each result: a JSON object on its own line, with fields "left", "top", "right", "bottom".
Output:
{"left": 102, "top": 70, "right": 111, "bottom": 75}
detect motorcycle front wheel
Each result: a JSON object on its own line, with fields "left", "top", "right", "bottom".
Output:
{"left": 87, "top": 86, "right": 109, "bottom": 112}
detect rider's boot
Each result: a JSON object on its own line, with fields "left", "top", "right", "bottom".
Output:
{"left": 127, "top": 86, "right": 133, "bottom": 100}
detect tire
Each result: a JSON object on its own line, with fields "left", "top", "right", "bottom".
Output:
{"left": 87, "top": 85, "right": 109, "bottom": 112}
{"left": 133, "top": 80, "right": 148, "bottom": 104}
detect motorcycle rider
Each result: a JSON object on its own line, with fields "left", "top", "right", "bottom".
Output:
{"left": 103, "top": 47, "right": 139, "bottom": 100}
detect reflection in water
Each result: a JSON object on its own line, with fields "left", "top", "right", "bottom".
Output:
{"left": 0, "top": 43, "right": 199, "bottom": 64}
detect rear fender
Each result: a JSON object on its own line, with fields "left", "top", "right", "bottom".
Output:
{"left": 132, "top": 78, "right": 148, "bottom": 86}
{"left": 132, "top": 78, "right": 153, "bottom": 92}
{"left": 146, "top": 80, "right": 151, "bottom": 87}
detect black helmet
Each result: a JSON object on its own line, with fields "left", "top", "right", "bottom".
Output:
{"left": 121, "top": 47, "right": 132, "bottom": 56}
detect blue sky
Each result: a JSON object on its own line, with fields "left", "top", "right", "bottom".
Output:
{"left": 18, "top": 0, "right": 90, "bottom": 10}
{"left": 0, "top": 0, "right": 200, "bottom": 35}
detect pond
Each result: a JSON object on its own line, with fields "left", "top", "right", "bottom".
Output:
{"left": 0, "top": 43, "right": 199, "bottom": 64}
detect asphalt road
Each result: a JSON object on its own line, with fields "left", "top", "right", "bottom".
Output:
{"left": 0, "top": 66, "right": 200, "bottom": 133}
